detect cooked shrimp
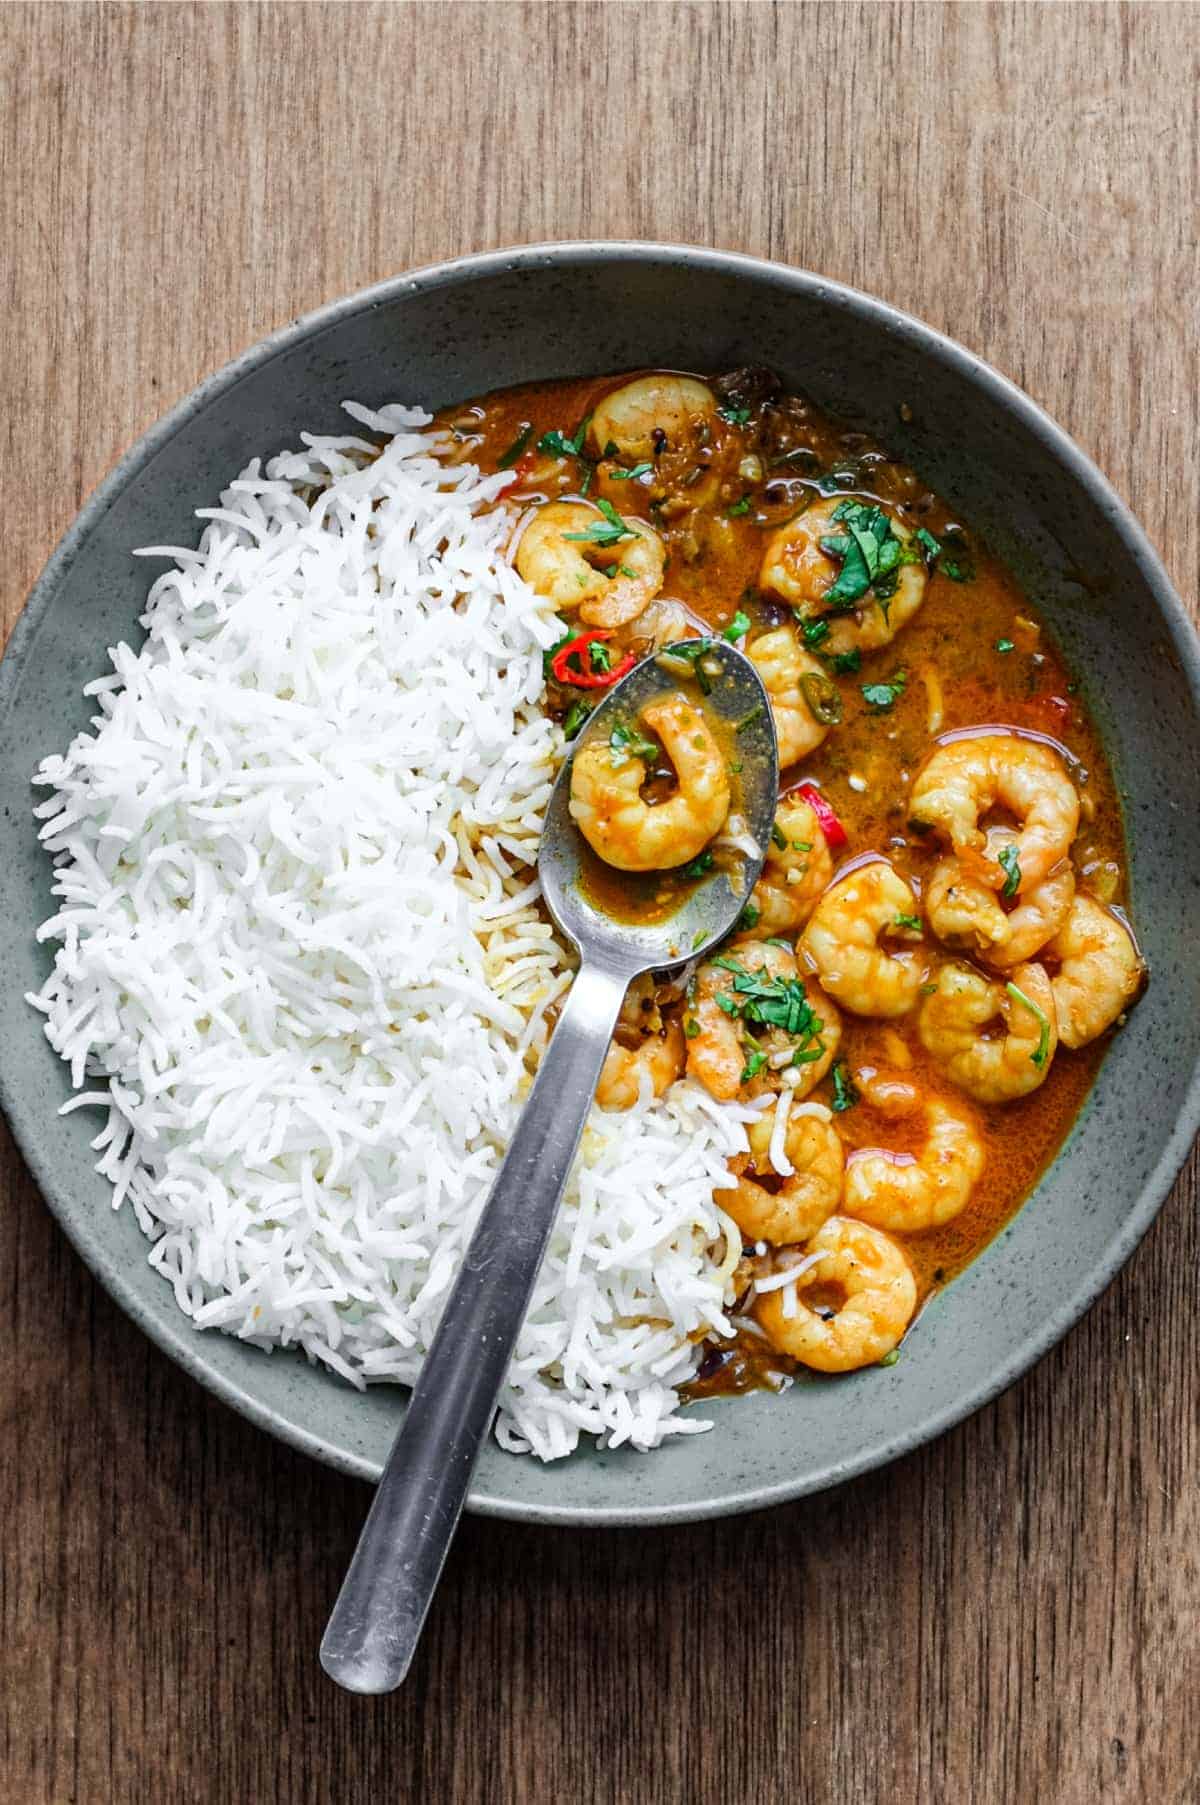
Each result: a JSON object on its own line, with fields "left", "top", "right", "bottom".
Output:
{"left": 686, "top": 943, "right": 840, "bottom": 1103}
{"left": 746, "top": 794, "right": 833, "bottom": 934}
{"left": 589, "top": 374, "right": 717, "bottom": 461}
{"left": 918, "top": 958, "right": 1058, "bottom": 1103}
{"left": 515, "top": 500, "right": 665, "bottom": 628}
{"left": 727, "top": 1105, "right": 845, "bottom": 1246}
{"left": 596, "top": 1017, "right": 685, "bottom": 1111}
{"left": 746, "top": 626, "right": 832, "bottom": 767}
{"left": 910, "top": 734, "right": 1080, "bottom": 893}
{"left": 756, "top": 1215, "right": 917, "bottom": 1373}
{"left": 926, "top": 836, "right": 1075, "bottom": 967}
{"left": 758, "top": 496, "right": 928, "bottom": 654}
{"left": 616, "top": 595, "right": 706, "bottom": 652}
{"left": 800, "top": 860, "right": 926, "bottom": 1018}
{"left": 843, "top": 1075, "right": 984, "bottom": 1232}
{"left": 569, "top": 693, "right": 730, "bottom": 871}
{"left": 1044, "top": 893, "right": 1144, "bottom": 1048}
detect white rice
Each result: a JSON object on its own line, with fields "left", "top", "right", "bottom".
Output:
{"left": 27, "top": 402, "right": 762, "bottom": 1460}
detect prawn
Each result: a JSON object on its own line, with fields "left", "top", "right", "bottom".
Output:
{"left": 745, "top": 793, "right": 833, "bottom": 935}
{"left": 589, "top": 374, "right": 717, "bottom": 461}
{"left": 727, "top": 1103, "right": 845, "bottom": 1247}
{"left": 746, "top": 626, "right": 834, "bottom": 767}
{"left": 569, "top": 693, "right": 730, "bottom": 871}
{"left": 910, "top": 734, "right": 1079, "bottom": 894}
{"left": 1044, "top": 893, "right": 1144, "bottom": 1048}
{"left": 842, "top": 1072, "right": 984, "bottom": 1232}
{"left": 755, "top": 1215, "right": 917, "bottom": 1373}
{"left": 925, "top": 836, "right": 1075, "bottom": 967}
{"left": 799, "top": 859, "right": 927, "bottom": 1018}
{"left": 918, "top": 958, "right": 1058, "bottom": 1103}
{"left": 516, "top": 500, "right": 665, "bottom": 628}
{"left": 686, "top": 942, "right": 840, "bottom": 1104}
{"left": 758, "top": 495, "right": 928, "bottom": 654}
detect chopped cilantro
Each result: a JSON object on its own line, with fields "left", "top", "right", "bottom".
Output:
{"left": 820, "top": 501, "right": 915, "bottom": 610}
{"left": 610, "top": 461, "right": 653, "bottom": 480}
{"left": 681, "top": 851, "right": 715, "bottom": 880}
{"left": 712, "top": 957, "right": 825, "bottom": 1050}
{"left": 608, "top": 721, "right": 660, "bottom": 765}
{"left": 915, "top": 526, "right": 942, "bottom": 564}
{"left": 771, "top": 822, "right": 788, "bottom": 850}
{"left": 1005, "top": 980, "right": 1051, "bottom": 1068}
{"left": 562, "top": 700, "right": 591, "bottom": 740}
{"left": 691, "top": 927, "right": 707, "bottom": 948}
{"left": 719, "top": 403, "right": 752, "bottom": 425}
{"left": 861, "top": 671, "right": 908, "bottom": 712}
{"left": 879, "top": 1349, "right": 900, "bottom": 1368}
{"left": 724, "top": 610, "right": 751, "bottom": 641}
{"left": 538, "top": 412, "right": 592, "bottom": 461}
{"left": 737, "top": 902, "right": 761, "bottom": 931}
{"left": 740, "top": 1049, "right": 768, "bottom": 1084}
{"left": 496, "top": 423, "right": 533, "bottom": 469}
{"left": 831, "top": 1061, "right": 859, "bottom": 1113}
{"left": 736, "top": 704, "right": 764, "bottom": 732}
{"left": 893, "top": 912, "right": 923, "bottom": 932}
{"left": 801, "top": 618, "right": 831, "bottom": 649}
{"left": 727, "top": 497, "right": 752, "bottom": 517}
{"left": 684, "top": 1017, "right": 700, "bottom": 1040}
{"left": 829, "top": 648, "right": 861, "bottom": 675}
{"left": 589, "top": 640, "right": 613, "bottom": 674}
{"left": 563, "top": 496, "right": 638, "bottom": 550}
{"left": 997, "top": 843, "right": 1021, "bottom": 897}
{"left": 995, "top": 637, "right": 1015, "bottom": 654}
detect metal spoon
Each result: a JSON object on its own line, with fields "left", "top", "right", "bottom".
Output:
{"left": 320, "top": 642, "right": 778, "bottom": 1693}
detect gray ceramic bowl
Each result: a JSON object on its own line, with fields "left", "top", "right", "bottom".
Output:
{"left": 2, "top": 244, "right": 1198, "bottom": 1524}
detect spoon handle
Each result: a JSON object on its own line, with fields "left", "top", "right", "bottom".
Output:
{"left": 319, "top": 957, "right": 629, "bottom": 1693}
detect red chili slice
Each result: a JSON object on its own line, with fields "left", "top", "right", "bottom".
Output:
{"left": 795, "top": 782, "right": 847, "bottom": 849}
{"left": 550, "top": 630, "right": 637, "bottom": 690}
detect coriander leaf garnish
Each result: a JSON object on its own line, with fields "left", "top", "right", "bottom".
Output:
{"left": 1005, "top": 980, "right": 1051, "bottom": 1067}
{"left": 831, "top": 1061, "right": 859, "bottom": 1112}
{"left": 820, "top": 501, "right": 915, "bottom": 611}
{"left": 681, "top": 851, "right": 716, "bottom": 880}
{"left": 562, "top": 700, "right": 591, "bottom": 740}
{"left": 737, "top": 902, "right": 761, "bottom": 931}
{"left": 711, "top": 957, "right": 825, "bottom": 1051}
{"left": 771, "top": 822, "right": 788, "bottom": 850}
{"left": 723, "top": 610, "right": 751, "bottom": 641}
{"left": 608, "top": 721, "right": 660, "bottom": 766}
{"left": 802, "top": 618, "right": 831, "bottom": 648}
{"left": 497, "top": 423, "right": 533, "bottom": 469}
{"left": 829, "top": 648, "right": 861, "bottom": 674}
{"left": 995, "top": 637, "right": 1015, "bottom": 654}
{"left": 684, "top": 1017, "right": 700, "bottom": 1040}
{"left": 915, "top": 526, "right": 942, "bottom": 565}
{"left": 589, "top": 640, "right": 613, "bottom": 674}
{"left": 861, "top": 670, "right": 908, "bottom": 712}
{"left": 997, "top": 843, "right": 1021, "bottom": 897}
{"left": 719, "top": 403, "right": 752, "bottom": 425}
{"left": 736, "top": 704, "right": 764, "bottom": 732}
{"left": 878, "top": 1349, "right": 900, "bottom": 1368}
{"left": 893, "top": 912, "right": 923, "bottom": 932}
{"left": 727, "top": 497, "right": 752, "bottom": 517}
{"left": 610, "top": 461, "right": 653, "bottom": 480}
{"left": 740, "top": 1049, "right": 768, "bottom": 1084}
{"left": 562, "top": 496, "right": 639, "bottom": 550}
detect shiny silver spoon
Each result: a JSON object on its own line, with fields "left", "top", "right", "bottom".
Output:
{"left": 320, "top": 642, "right": 778, "bottom": 1693}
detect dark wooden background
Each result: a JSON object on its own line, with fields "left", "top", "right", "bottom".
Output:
{"left": 2, "top": 5, "right": 1196, "bottom": 1800}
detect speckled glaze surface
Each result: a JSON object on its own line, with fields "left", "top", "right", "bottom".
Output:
{"left": 2, "top": 244, "right": 1197, "bottom": 1525}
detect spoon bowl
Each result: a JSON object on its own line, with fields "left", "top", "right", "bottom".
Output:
{"left": 540, "top": 640, "right": 779, "bottom": 971}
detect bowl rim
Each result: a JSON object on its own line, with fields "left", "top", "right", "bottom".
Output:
{"left": 4, "top": 239, "right": 1199, "bottom": 1526}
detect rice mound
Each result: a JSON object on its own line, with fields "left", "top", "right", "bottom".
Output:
{"left": 28, "top": 402, "right": 753, "bottom": 1460}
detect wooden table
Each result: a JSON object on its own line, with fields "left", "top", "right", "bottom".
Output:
{"left": 2, "top": 5, "right": 1196, "bottom": 1799}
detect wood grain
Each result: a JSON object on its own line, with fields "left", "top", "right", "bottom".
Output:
{"left": 2, "top": 4, "right": 1197, "bottom": 1800}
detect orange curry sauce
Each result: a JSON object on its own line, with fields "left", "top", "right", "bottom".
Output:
{"left": 434, "top": 371, "right": 1131, "bottom": 1390}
